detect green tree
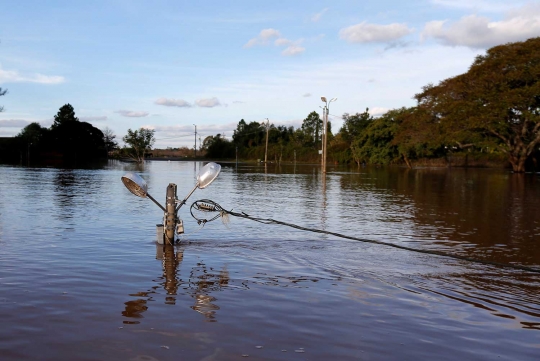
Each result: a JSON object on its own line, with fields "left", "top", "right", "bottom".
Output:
{"left": 340, "top": 109, "right": 373, "bottom": 145}
{"left": 102, "top": 127, "right": 118, "bottom": 152}
{"left": 232, "top": 119, "right": 264, "bottom": 148}
{"left": 122, "top": 128, "right": 156, "bottom": 163}
{"left": 17, "top": 122, "right": 48, "bottom": 146}
{"left": 0, "top": 87, "right": 7, "bottom": 112}
{"left": 205, "top": 134, "right": 235, "bottom": 159}
{"left": 301, "top": 111, "right": 323, "bottom": 148}
{"left": 415, "top": 37, "right": 540, "bottom": 172}
{"left": 38, "top": 105, "right": 107, "bottom": 164}
{"left": 351, "top": 108, "right": 406, "bottom": 166}
{"left": 52, "top": 104, "right": 78, "bottom": 129}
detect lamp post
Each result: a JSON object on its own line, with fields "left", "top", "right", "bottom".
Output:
{"left": 193, "top": 124, "right": 197, "bottom": 157}
{"left": 121, "top": 162, "right": 221, "bottom": 243}
{"left": 320, "top": 97, "right": 337, "bottom": 173}
{"left": 263, "top": 118, "right": 270, "bottom": 164}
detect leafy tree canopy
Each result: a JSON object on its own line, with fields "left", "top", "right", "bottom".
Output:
{"left": 340, "top": 109, "right": 373, "bottom": 144}
{"left": 122, "top": 128, "right": 156, "bottom": 163}
{"left": 301, "top": 111, "right": 323, "bottom": 148}
{"left": 415, "top": 37, "right": 540, "bottom": 172}
{"left": 17, "top": 122, "right": 48, "bottom": 145}
{"left": 52, "top": 104, "right": 78, "bottom": 129}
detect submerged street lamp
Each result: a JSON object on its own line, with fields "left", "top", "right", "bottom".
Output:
{"left": 320, "top": 96, "right": 337, "bottom": 173}
{"left": 121, "top": 162, "right": 221, "bottom": 243}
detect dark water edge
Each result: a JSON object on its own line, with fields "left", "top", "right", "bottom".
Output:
{"left": 0, "top": 161, "right": 539, "bottom": 360}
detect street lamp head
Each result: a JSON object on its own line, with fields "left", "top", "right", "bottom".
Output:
{"left": 330, "top": 97, "right": 337, "bottom": 102}
{"left": 121, "top": 172, "right": 148, "bottom": 198}
{"left": 321, "top": 96, "right": 327, "bottom": 102}
{"left": 197, "top": 162, "right": 221, "bottom": 189}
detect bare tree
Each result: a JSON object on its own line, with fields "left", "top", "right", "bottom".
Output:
{"left": 0, "top": 87, "right": 7, "bottom": 112}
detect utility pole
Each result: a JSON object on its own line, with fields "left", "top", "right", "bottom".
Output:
{"left": 263, "top": 118, "right": 270, "bottom": 164}
{"left": 193, "top": 124, "right": 197, "bottom": 157}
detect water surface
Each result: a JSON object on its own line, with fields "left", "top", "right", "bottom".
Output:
{"left": 0, "top": 161, "right": 539, "bottom": 360}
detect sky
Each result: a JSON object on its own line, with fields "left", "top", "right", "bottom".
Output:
{"left": 1, "top": 0, "right": 540, "bottom": 149}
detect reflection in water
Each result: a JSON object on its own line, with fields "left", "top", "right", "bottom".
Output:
{"left": 188, "top": 260, "right": 229, "bottom": 321}
{"left": 417, "top": 270, "right": 540, "bottom": 330}
{"left": 122, "top": 243, "right": 230, "bottom": 323}
{"left": 54, "top": 170, "right": 77, "bottom": 219}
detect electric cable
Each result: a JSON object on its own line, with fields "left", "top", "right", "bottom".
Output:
{"left": 189, "top": 199, "right": 540, "bottom": 275}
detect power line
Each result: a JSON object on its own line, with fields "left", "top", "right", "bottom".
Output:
{"left": 189, "top": 199, "right": 540, "bottom": 275}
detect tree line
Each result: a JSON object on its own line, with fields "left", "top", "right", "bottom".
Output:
{"left": 203, "top": 37, "right": 540, "bottom": 173}
{"left": 2, "top": 37, "right": 538, "bottom": 172}
{"left": 0, "top": 104, "right": 109, "bottom": 166}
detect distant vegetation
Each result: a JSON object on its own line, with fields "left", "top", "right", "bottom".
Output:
{"left": 121, "top": 128, "right": 156, "bottom": 163}
{"left": 0, "top": 104, "right": 107, "bottom": 166}
{"left": 203, "top": 37, "right": 540, "bottom": 173}
{"left": 1, "top": 37, "right": 538, "bottom": 172}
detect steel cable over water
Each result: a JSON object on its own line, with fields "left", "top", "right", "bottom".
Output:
{"left": 189, "top": 199, "right": 540, "bottom": 275}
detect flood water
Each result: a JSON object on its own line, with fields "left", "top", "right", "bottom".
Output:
{"left": 0, "top": 161, "right": 539, "bottom": 360}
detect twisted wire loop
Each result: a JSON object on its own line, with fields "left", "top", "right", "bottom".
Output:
{"left": 189, "top": 199, "right": 540, "bottom": 275}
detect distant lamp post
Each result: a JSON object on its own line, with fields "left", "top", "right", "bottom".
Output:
{"left": 320, "top": 96, "right": 337, "bottom": 173}
{"left": 262, "top": 118, "right": 270, "bottom": 164}
{"left": 193, "top": 124, "right": 197, "bottom": 157}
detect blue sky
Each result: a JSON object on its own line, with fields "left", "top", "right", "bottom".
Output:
{"left": 1, "top": 0, "right": 539, "bottom": 148}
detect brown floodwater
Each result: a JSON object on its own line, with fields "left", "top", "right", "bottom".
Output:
{"left": 0, "top": 161, "right": 539, "bottom": 360}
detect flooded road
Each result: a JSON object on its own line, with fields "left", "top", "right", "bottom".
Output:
{"left": 0, "top": 161, "right": 539, "bottom": 360}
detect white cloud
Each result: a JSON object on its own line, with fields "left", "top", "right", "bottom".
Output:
{"left": 245, "top": 29, "right": 306, "bottom": 56}
{"left": 155, "top": 97, "right": 192, "bottom": 107}
{"left": 79, "top": 116, "right": 107, "bottom": 122}
{"left": 311, "top": 8, "right": 329, "bottom": 22}
{"left": 243, "top": 38, "right": 259, "bottom": 48}
{"left": 115, "top": 110, "right": 149, "bottom": 117}
{"left": 232, "top": 100, "right": 245, "bottom": 104}
{"left": 0, "top": 66, "right": 65, "bottom": 84}
{"left": 195, "top": 97, "right": 221, "bottom": 108}
{"left": 244, "top": 28, "right": 281, "bottom": 48}
{"left": 275, "top": 38, "right": 293, "bottom": 46}
{"left": 430, "top": 0, "right": 519, "bottom": 13}
{"left": 0, "top": 119, "right": 31, "bottom": 127}
{"left": 303, "top": 93, "right": 311, "bottom": 97}
{"left": 282, "top": 45, "right": 305, "bottom": 56}
{"left": 340, "top": 22, "right": 414, "bottom": 43}
{"left": 422, "top": 4, "right": 540, "bottom": 48}
{"left": 260, "top": 28, "right": 281, "bottom": 40}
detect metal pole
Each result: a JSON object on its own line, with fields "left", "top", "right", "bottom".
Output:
{"left": 322, "top": 106, "right": 328, "bottom": 173}
{"left": 175, "top": 182, "right": 199, "bottom": 212}
{"left": 165, "top": 183, "right": 177, "bottom": 243}
{"left": 264, "top": 119, "right": 269, "bottom": 164}
{"left": 147, "top": 192, "right": 167, "bottom": 212}
{"left": 321, "top": 108, "right": 324, "bottom": 170}
{"left": 193, "top": 124, "right": 197, "bottom": 158}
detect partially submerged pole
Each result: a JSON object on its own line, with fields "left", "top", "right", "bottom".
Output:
{"left": 165, "top": 183, "right": 177, "bottom": 243}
